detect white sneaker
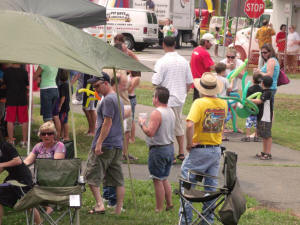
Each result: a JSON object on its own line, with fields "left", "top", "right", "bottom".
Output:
{"left": 72, "top": 99, "right": 82, "bottom": 105}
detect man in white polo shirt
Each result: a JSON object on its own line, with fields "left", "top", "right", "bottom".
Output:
{"left": 152, "top": 36, "right": 193, "bottom": 162}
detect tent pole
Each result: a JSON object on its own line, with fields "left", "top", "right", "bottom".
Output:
{"left": 223, "top": 0, "right": 230, "bottom": 57}
{"left": 27, "top": 65, "right": 33, "bottom": 155}
{"left": 68, "top": 72, "right": 78, "bottom": 158}
{"left": 113, "top": 68, "right": 137, "bottom": 211}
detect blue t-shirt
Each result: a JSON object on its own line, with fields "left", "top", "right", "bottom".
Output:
{"left": 261, "top": 57, "right": 280, "bottom": 90}
{"left": 91, "top": 93, "right": 124, "bottom": 150}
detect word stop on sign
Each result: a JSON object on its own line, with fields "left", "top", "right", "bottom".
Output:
{"left": 245, "top": 3, "right": 264, "bottom": 12}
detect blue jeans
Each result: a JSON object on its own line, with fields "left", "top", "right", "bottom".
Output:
{"left": 179, "top": 146, "right": 221, "bottom": 225}
{"left": 103, "top": 186, "right": 116, "bottom": 206}
{"left": 40, "top": 88, "right": 59, "bottom": 121}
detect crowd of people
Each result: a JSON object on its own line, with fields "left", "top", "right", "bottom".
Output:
{"left": 0, "top": 20, "right": 296, "bottom": 223}
{"left": 256, "top": 20, "right": 299, "bottom": 73}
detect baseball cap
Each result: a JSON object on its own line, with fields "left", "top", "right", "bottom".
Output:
{"left": 201, "top": 33, "right": 217, "bottom": 45}
{"left": 87, "top": 72, "right": 110, "bottom": 84}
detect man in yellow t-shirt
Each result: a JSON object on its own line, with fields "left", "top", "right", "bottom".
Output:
{"left": 255, "top": 19, "right": 275, "bottom": 67}
{"left": 179, "top": 72, "right": 227, "bottom": 225}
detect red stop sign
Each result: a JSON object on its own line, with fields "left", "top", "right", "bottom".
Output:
{"left": 244, "top": 0, "right": 265, "bottom": 19}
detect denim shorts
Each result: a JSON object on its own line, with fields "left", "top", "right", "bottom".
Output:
{"left": 40, "top": 88, "right": 59, "bottom": 121}
{"left": 245, "top": 115, "right": 257, "bottom": 128}
{"left": 148, "top": 144, "right": 174, "bottom": 180}
{"left": 129, "top": 95, "right": 136, "bottom": 120}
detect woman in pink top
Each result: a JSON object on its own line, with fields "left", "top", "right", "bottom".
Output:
{"left": 24, "top": 121, "right": 66, "bottom": 164}
{"left": 24, "top": 121, "right": 65, "bottom": 215}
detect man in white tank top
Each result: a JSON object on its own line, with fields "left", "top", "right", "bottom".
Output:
{"left": 139, "top": 86, "right": 175, "bottom": 212}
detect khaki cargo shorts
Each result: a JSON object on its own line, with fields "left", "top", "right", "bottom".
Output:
{"left": 171, "top": 106, "right": 184, "bottom": 136}
{"left": 124, "top": 117, "right": 132, "bottom": 132}
{"left": 84, "top": 147, "right": 124, "bottom": 187}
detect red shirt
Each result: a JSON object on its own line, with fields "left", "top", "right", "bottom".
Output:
{"left": 190, "top": 46, "right": 214, "bottom": 79}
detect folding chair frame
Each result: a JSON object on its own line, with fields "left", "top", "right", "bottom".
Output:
{"left": 177, "top": 177, "right": 229, "bottom": 225}
{"left": 176, "top": 149, "right": 237, "bottom": 225}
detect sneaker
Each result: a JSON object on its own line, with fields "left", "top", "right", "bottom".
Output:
{"left": 72, "top": 99, "right": 83, "bottom": 105}
{"left": 107, "top": 204, "right": 125, "bottom": 212}
{"left": 106, "top": 204, "right": 116, "bottom": 209}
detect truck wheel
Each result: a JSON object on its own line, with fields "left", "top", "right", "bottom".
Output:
{"left": 123, "top": 35, "right": 134, "bottom": 50}
{"left": 235, "top": 45, "right": 247, "bottom": 61}
{"left": 134, "top": 43, "right": 146, "bottom": 51}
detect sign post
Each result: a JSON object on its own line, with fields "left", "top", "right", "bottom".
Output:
{"left": 244, "top": 0, "right": 265, "bottom": 68}
{"left": 283, "top": 3, "right": 291, "bottom": 74}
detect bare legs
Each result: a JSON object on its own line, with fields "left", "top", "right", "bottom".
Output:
{"left": 263, "top": 137, "right": 272, "bottom": 155}
{"left": 176, "top": 135, "right": 184, "bottom": 156}
{"left": 7, "top": 122, "right": 14, "bottom": 144}
{"left": 53, "top": 115, "right": 61, "bottom": 140}
{"left": 89, "top": 184, "right": 124, "bottom": 214}
{"left": 129, "top": 121, "right": 136, "bottom": 143}
{"left": 89, "top": 184, "right": 105, "bottom": 212}
{"left": 7, "top": 122, "right": 28, "bottom": 145}
{"left": 83, "top": 109, "right": 96, "bottom": 136}
{"left": 153, "top": 179, "right": 173, "bottom": 212}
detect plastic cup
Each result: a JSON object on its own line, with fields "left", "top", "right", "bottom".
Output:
{"left": 138, "top": 113, "right": 147, "bottom": 120}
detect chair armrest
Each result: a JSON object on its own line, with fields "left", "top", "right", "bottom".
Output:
{"left": 188, "top": 170, "right": 219, "bottom": 181}
{"left": 179, "top": 177, "right": 227, "bottom": 192}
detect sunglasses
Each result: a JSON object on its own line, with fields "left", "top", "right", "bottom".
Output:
{"left": 227, "top": 56, "right": 235, "bottom": 59}
{"left": 93, "top": 82, "right": 104, "bottom": 89}
{"left": 261, "top": 51, "right": 269, "bottom": 54}
{"left": 40, "top": 132, "right": 55, "bottom": 136}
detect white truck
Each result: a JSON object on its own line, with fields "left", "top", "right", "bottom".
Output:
{"left": 133, "top": 0, "right": 196, "bottom": 48}
{"left": 84, "top": 7, "right": 159, "bottom": 51}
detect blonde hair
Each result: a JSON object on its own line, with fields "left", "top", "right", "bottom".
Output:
{"left": 226, "top": 47, "right": 237, "bottom": 56}
{"left": 37, "top": 121, "right": 57, "bottom": 137}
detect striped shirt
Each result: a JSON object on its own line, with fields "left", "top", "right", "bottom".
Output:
{"left": 152, "top": 52, "right": 193, "bottom": 107}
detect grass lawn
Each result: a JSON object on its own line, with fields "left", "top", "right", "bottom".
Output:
{"left": 5, "top": 104, "right": 300, "bottom": 224}
{"left": 136, "top": 82, "right": 300, "bottom": 151}
{"left": 2, "top": 177, "right": 300, "bottom": 225}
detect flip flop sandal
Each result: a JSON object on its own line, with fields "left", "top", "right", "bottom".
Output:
{"left": 88, "top": 208, "right": 105, "bottom": 214}
{"left": 259, "top": 154, "right": 272, "bottom": 160}
{"left": 256, "top": 152, "right": 266, "bottom": 158}
{"left": 241, "top": 137, "right": 251, "bottom": 142}
{"left": 176, "top": 154, "right": 185, "bottom": 161}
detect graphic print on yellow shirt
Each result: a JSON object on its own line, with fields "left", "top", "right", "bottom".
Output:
{"left": 203, "top": 109, "right": 226, "bottom": 133}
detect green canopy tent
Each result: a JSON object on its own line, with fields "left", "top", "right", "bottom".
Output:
{"left": 0, "top": 10, "right": 152, "bottom": 215}
{"left": 0, "top": 0, "right": 107, "bottom": 28}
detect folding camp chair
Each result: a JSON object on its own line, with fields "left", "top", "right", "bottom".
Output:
{"left": 14, "top": 158, "right": 84, "bottom": 225}
{"left": 176, "top": 151, "right": 246, "bottom": 225}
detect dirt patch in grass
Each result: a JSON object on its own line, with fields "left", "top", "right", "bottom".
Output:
{"left": 249, "top": 206, "right": 300, "bottom": 219}
{"left": 139, "top": 84, "right": 154, "bottom": 91}
{"left": 275, "top": 97, "right": 300, "bottom": 111}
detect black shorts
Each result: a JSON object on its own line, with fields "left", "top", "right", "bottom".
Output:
{"left": 0, "top": 184, "right": 31, "bottom": 208}
{"left": 257, "top": 121, "right": 272, "bottom": 138}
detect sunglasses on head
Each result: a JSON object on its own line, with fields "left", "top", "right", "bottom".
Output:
{"left": 227, "top": 56, "right": 235, "bottom": 59}
{"left": 40, "top": 132, "right": 55, "bottom": 136}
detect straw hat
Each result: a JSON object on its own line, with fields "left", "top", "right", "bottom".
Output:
{"left": 194, "top": 72, "right": 223, "bottom": 96}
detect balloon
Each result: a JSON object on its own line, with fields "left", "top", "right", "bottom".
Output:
{"left": 78, "top": 88, "right": 101, "bottom": 108}
{"left": 227, "top": 59, "right": 248, "bottom": 83}
{"left": 219, "top": 59, "right": 262, "bottom": 132}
